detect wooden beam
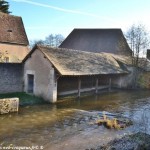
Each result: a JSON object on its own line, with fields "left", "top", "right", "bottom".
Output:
{"left": 78, "top": 77, "right": 81, "bottom": 97}
{"left": 95, "top": 78, "right": 98, "bottom": 94}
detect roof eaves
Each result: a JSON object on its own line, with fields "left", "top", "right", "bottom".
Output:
{"left": 22, "top": 44, "right": 37, "bottom": 63}
{"left": 0, "top": 41, "right": 28, "bottom": 46}
{"left": 20, "top": 17, "right": 29, "bottom": 45}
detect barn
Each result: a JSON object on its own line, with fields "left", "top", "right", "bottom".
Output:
{"left": 59, "top": 28, "right": 132, "bottom": 56}
{"left": 23, "top": 45, "right": 134, "bottom": 103}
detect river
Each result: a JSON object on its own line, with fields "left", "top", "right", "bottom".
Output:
{"left": 0, "top": 90, "right": 150, "bottom": 150}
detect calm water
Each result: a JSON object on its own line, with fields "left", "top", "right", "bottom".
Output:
{"left": 0, "top": 90, "right": 150, "bottom": 149}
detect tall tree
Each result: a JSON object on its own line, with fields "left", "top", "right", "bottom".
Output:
{"left": 45, "top": 34, "right": 64, "bottom": 47}
{"left": 30, "top": 34, "right": 65, "bottom": 48}
{"left": 45, "top": 34, "right": 55, "bottom": 47}
{"left": 55, "top": 34, "right": 64, "bottom": 47}
{"left": 126, "top": 24, "right": 150, "bottom": 66}
{"left": 126, "top": 24, "right": 150, "bottom": 88}
{"left": 0, "top": 0, "right": 11, "bottom": 14}
{"left": 29, "top": 39, "right": 45, "bottom": 48}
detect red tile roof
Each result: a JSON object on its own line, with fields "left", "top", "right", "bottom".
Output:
{"left": 0, "top": 12, "right": 29, "bottom": 45}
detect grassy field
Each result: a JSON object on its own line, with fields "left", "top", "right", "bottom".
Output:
{"left": 0, "top": 92, "right": 47, "bottom": 106}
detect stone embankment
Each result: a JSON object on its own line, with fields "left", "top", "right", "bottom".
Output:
{"left": 0, "top": 98, "right": 19, "bottom": 114}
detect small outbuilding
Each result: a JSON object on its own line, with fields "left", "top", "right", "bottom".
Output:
{"left": 23, "top": 45, "right": 133, "bottom": 103}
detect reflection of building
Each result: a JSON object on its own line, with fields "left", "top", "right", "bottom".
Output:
{"left": 0, "top": 12, "right": 29, "bottom": 62}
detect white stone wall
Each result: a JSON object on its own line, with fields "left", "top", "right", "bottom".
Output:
{"left": 24, "top": 49, "right": 57, "bottom": 103}
{"left": 111, "top": 66, "right": 136, "bottom": 89}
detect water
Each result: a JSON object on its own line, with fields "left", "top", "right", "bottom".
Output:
{"left": 0, "top": 90, "right": 150, "bottom": 149}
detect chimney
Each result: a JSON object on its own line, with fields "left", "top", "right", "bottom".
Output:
{"left": 147, "top": 49, "right": 150, "bottom": 60}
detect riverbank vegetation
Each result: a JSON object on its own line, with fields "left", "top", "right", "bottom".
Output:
{"left": 0, "top": 92, "right": 46, "bottom": 106}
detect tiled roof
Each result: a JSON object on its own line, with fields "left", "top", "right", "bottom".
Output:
{"left": 59, "top": 28, "right": 132, "bottom": 56}
{"left": 24, "top": 45, "right": 129, "bottom": 76}
{"left": 0, "top": 12, "right": 29, "bottom": 45}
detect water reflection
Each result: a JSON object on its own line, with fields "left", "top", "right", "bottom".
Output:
{"left": 0, "top": 90, "right": 150, "bottom": 149}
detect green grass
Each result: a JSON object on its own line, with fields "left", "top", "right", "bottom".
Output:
{"left": 0, "top": 92, "right": 47, "bottom": 106}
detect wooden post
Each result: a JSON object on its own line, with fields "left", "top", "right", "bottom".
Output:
{"left": 95, "top": 78, "right": 98, "bottom": 94}
{"left": 109, "top": 78, "right": 112, "bottom": 91}
{"left": 78, "top": 77, "right": 81, "bottom": 97}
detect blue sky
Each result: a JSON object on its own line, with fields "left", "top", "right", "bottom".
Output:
{"left": 8, "top": 0, "right": 150, "bottom": 41}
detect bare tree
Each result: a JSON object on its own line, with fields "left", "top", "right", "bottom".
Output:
{"left": 30, "top": 34, "right": 65, "bottom": 48}
{"left": 29, "top": 39, "right": 44, "bottom": 48}
{"left": 45, "top": 34, "right": 55, "bottom": 47}
{"left": 126, "top": 24, "right": 150, "bottom": 88}
{"left": 126, "top": 24, "right": 150, "bottom": 67}
{"left": 55, "top": 34, "right": 64, "bottom": 47}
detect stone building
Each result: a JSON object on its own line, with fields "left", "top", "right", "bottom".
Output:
{"left": 0, "top": 13, "right": 29, "bottom": 93}
{"left": 0, "top": 12, "right": 29, "bottom": 62}
{"left": 0, "top": 14, "right": 149, "bottom": 102}
{"left": 23, "top": 45, "right": 134, "bottom": 103}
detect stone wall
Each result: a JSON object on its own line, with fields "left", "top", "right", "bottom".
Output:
{"left": 111, "top": 67, "right": 136, "bottom": 89}
{"left": 0, "top": 63, "right": 23, "bottom": 93}
{"left": 24, "top": 49, "right": 57, "bottom": 103}
{"left": 137, "top": 72, "right": 150, "bottom": 89}
{"left": 0, "top": 98, "right": 19, "bottom": 114}
{"left": 0, "top": 43, "right": 30, "bottom": 62}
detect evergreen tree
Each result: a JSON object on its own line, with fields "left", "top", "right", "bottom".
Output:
{"left": 0, "top": 0, "right": 11, "bottom": 14}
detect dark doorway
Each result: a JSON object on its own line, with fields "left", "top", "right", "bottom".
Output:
{"left": 27, "top": 74, "right": 34, "bottom": 93}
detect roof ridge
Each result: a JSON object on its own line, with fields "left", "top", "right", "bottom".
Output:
{"left": 38, "top": 44, "right": 107, "bottom": 56}
{"left": 73, "top": 28, "right": 122, "bottom": 30}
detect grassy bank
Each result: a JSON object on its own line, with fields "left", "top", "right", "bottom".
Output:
{"left": 0, "top": 92, "right": 47, "bottom": 106}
